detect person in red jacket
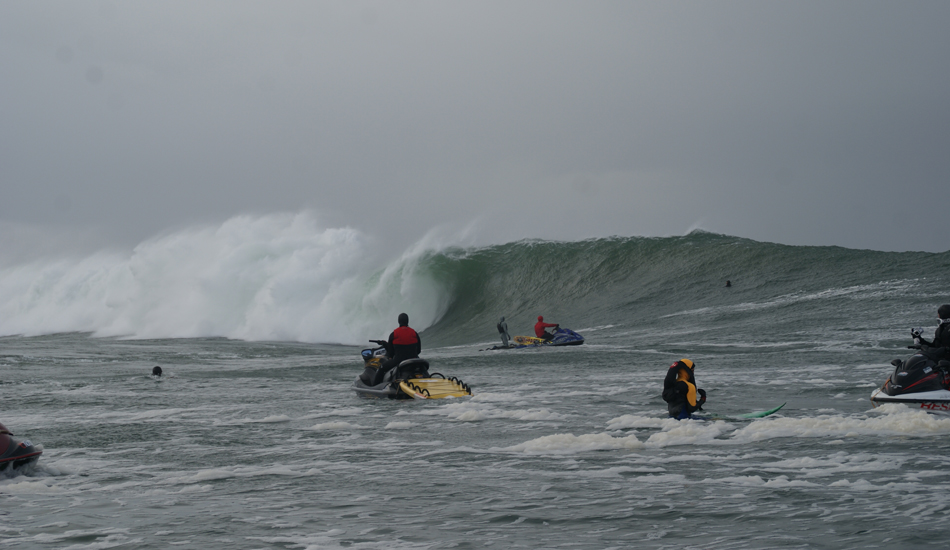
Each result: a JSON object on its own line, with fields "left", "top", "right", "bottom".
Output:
{"left": 376, "top": 313, "right": 421, "bottom": 382}
{"left": 534, "top": 315, "right": 559, "bottom": 341}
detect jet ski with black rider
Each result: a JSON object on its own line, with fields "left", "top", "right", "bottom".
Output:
{"left": 0, "top": 421, "right": 42, "bottom": 473}
{"left": 871, "top": 307, "right": 950, "bottom": 411}
{"left": 508, "top": 317, "right": 584, "bottom": 348}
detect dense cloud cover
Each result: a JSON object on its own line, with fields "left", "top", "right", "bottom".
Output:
{"left": 2, "top": 1, "right": 948, "bottom": 256}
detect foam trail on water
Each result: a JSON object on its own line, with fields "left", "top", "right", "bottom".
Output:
{"left": 0, "top": 212, "right": 453, "bottom": 344}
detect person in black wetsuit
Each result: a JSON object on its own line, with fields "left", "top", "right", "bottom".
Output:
{"left": 913, "top": 304, "right": 950, "bottom": 360}
{"left": 375, "top": 313, "right": 422, "bottom": 383}
{"left": 497, "top": 316, "right": 511, "bottom": 347}
{"left": 662, "top": 359, "right": 707, "bottom": 419}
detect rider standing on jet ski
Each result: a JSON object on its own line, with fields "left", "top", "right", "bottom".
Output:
{"left": 376, "top": 313, "right": 421, "bottom": 382}
{"left": 662, "top": 359, "right": 707, "bottom": 419}
{"left": 534, "top": 316, "right": 559, "bottom": 341}
{"left": 912, "top": 304, "right": 950, "bottom": 360}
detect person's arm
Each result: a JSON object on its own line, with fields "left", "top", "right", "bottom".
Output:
{"left": 383, "top": 332, "right": 395, "bottom": 356}
{"left": 912, "top": 328, "right": 932, "bottom": 346}
{"left": 414, "top": 331, "right": 422, "bottom": 356}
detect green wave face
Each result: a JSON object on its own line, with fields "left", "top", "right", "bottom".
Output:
{"left": 417, "top": 232, "right": 950, "bottom": 347}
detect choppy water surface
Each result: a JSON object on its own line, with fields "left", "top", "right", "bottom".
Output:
{"left": 4, "top": 328, "right": 950, "bottom": 549}
{"left": 3, "top": 231, "right": 949, "bottom": 547}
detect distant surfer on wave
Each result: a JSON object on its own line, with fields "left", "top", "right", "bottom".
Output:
{"left": 497, "top": 317, "right": 511, "bottom": 348}
{"left": 534, "top": 316, "right": 559, "bottom": 341}
{"left": 662, "top": 359, "right": 706, "bottom": 419}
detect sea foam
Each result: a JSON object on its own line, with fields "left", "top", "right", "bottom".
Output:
{"left": 0, "top": 212, "right": 453, "bottom": 344}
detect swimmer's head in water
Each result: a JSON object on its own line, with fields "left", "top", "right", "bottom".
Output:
{"left": 152, "top": 366, "right": 163, "bottom": 376}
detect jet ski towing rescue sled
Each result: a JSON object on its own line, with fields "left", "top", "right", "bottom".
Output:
{"left": 870, "top": 346, "right": 950, "bottom": 412}
{"left": 0, "top": 422, "right": 42, "bottom": 473}
{"left": 353, "top": 345, "right": 472, "bottom": 400}
{"left": 511, "top": 327, "right": 584, "bottom": 348}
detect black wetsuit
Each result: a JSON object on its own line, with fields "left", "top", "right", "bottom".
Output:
{"left": 497, "top": 319, "right": 510, "bottom": 347}
{"left": 662, "top": 361, "right": 706, "bottom": 419}
{"left": 920, "top": 321, "right": 950, "bottom": 360}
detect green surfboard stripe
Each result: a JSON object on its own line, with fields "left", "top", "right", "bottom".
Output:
{"left": 736, "top": 402, "right": 786, "bottom": 419}
{"left": 695, "top": 402, "right": 786, "bottom": 421}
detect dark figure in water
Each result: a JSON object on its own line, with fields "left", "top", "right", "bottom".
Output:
{"left": 497, "top": 316, "right": 511, "bottom": 347}
{"left": 662, "top": 359, "right": 706, "bottom": 419}
{"left": 377, "top": 313, "right": 421, "bottom": 384}
{"left": 912, "top": 304, "right": 950, "bottom": 360}
{"left": 152, "top": 366, "right": 163, "bottom": 377}
{"left": 725, "top": 280, "right": 732, "bottom": 287}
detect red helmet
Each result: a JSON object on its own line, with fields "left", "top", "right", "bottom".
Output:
{"left": 538, "top": 315, "right": 543, "bottom": 321}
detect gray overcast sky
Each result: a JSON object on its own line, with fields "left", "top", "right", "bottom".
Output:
{"left": 2, "top": 0, "right": 948, "bottom": 256}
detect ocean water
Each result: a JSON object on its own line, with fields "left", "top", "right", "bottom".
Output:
{"left": 3, "top": 216, "right": 950, "bottom": 549}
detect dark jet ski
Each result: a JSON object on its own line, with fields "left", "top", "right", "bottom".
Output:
{"left": 353, "top": 344, "right": 472, "bottom": 399}
{"left": 508, "top": 327, "right": 584, "bottom": 348}
{"left": 871, "top": 344, "right": 950, "bottom": 411}
{"left": 0, "top": 422, "right": 42, "bottom": 473}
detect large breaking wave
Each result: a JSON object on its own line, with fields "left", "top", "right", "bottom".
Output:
{"left": 0, "top": 212, "right": 947, "bottom": 345}
{"left": 0, "top": 213, "right": 453, "bottom": 343}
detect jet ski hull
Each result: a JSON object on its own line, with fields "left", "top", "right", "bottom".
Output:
{"left": 510, "top": 328, "right": 584, "bottom": 348}
{"left": 870, "top": 388, "right": 950, "bottom": 411}
{"left": 0, "top": 425, "right": 42, "bottom": 473}
{"left": 354, "top": 377, "right": 472, "bottom": 400}
{"left": 353, "top": 378, "right": 404, "bottom": 399}
{"left": 870, "top": 350, "right": 950, "bottom": 412}
{"left": 352, "top": 354, "right": 471, "bottom": 400}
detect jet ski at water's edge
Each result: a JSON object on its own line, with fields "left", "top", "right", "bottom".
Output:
{"left": 871, "top": 345, "right": 950, "bottom": 412}
{"left": 0, "top": 422, "right": 42, "bottom": 473}
{"left": 509, "top": 327, "right": 584, "bottom": 348}
{"left": 353, "top": 344, "right": 472, "bottom": 399}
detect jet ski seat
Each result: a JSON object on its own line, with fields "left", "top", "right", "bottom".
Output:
{"left": 394, "top": 359, "right": 430, "bottom": 380}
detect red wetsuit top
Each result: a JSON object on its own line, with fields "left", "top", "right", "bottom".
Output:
{"left": 388, "top": 325, "right": 421, "bottom": 362}
{"left": 391, "top": 326, "right": 419, "bottom": 345}
{"left": 534, "top": 321, "right": 558, "bottom": 338}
